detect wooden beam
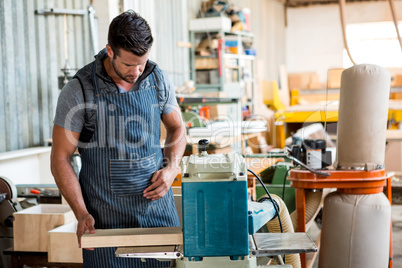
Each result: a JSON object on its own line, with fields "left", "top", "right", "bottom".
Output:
{"left": 81, "top": 227, "right": 183, "bottom": 248}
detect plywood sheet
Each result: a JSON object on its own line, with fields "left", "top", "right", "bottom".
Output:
{"left": 81, "top": 227, "right": 183, "bottom": 248}
{"left": 13, "top": 204, "right": 75, "bottom": 252}
{"left": 48, "top": 222, "right": 82, "bottom": 263}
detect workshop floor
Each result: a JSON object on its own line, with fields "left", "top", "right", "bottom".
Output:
{"left": 310, "top": 204, "right": 402, "bottom": 268}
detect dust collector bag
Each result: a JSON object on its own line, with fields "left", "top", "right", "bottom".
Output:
{"left": 335, "top": 64, "right": 390, "bottom": 170}
{"left": 319, "top": 192, "right": 390, "bottom": 268}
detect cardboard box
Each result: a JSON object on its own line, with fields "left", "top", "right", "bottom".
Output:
{"left": 327, "top": 68, "right": 344, "bottom": 89}
{"left": 48, "top": 222, "right": 82, "bottom": 263}
{"left": 189, "top": 17, "right": 232, "bottom": 32}
{"left": 195, "top": 58, "right": 219, "bottom": 70}
{"left": 13, "top": 204, "right": 75, "bottom": 252}
{"left": 385, "top": 141, "right": 402, "bottom": 172}
{"left": 288, "top": 72, "right": 321, "bottom": 90}
{"left": 196, "top": 70, "right": 210, "bottom": 84}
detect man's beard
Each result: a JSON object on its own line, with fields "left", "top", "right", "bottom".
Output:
{"left": 111, "top": 58, "right": 137, "bottom": 84}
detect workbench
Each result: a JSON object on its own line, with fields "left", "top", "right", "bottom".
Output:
{"left": 277, "top": 100, "right": 402, "bottom": 125}
{"left": 275, "top": 100, "right": 402, "bottom": 146}
{"left": 3, "top": 247, "right": 82, "bottom": 268}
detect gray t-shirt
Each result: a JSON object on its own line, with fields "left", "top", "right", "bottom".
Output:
{"left": 54, "top": 73, "right": 178, "bottom": 133}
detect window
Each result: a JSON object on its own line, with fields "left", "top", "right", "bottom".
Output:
{"left": 343, "top": 22, "right": 402, "bottom": 68}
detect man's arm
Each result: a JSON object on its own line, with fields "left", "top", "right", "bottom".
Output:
{"left": 50, "top": 125, "right": 95, "bottom": 247}
{"left": 143, "top": 106, "right": 186, "bottom": 200}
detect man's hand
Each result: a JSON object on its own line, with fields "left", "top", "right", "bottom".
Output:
{"left": 76, "top": 213, "right": 96, "bottom": 249}
{"left": 143, "top": 167, "right": 178, "bottom": 200}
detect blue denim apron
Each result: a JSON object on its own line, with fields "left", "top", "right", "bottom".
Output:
{"left": 79, "top": 62, "right": 180, "bottom": 268}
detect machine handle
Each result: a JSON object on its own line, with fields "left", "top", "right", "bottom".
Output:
{"left": 198, "top": 139, "right": 209, "bottom": 155}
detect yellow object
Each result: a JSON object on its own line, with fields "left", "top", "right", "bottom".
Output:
{"left": 228, "top": 47, "right": 238, "bottom": 54}
{"left": 275, "top": 110, "right": 339, "bottom": 123}
{"left": 262, "top": 81, "right": 286, "bottom": 111}
{"left": 290, "top": 89, "right": 299, "bottom": 106}
{"left": 275, "top": 121, "right": 285, "bottom": 149}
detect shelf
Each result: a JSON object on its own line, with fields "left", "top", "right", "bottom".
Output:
{"left": 195, "top": 54, "right": 255, "bottom": 61}
{"left": 190, "top": 28, "right": 256, "bottom": 121}
{"left": 224, "top": 54, "right": 255, "bottom": 60}
{"left": 225, "top": 65, "right": 239, "bottom": 69}
{"left": 176, "top": 97, "right": 239, "bottom": 106}
{"left": 195, "top": 55, "right": 218, "bottom": 59}
{"left": 194, "top": 84, "right": 222, "bottom": 90}
{"left": 191, "top": 30, "right": 254, "bottom": 38}
{"left": 195, "top": 67, "right": 219, "bottom": 70}
{"left": 224, "top": 31, "right": 254, "bottom": 38}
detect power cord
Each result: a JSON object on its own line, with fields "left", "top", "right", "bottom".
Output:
{"left": 282, "top": 168, "right": 291, "bottom": 201}
{"left": 247, "top": 169, "right": 283, "bottom": 233}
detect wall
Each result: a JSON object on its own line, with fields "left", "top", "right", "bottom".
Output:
{"left": 92, "top": 0, "right": 121, "bottom": 51}
{"left": 0, "top": 0, "right": 284, "bottom": 153}
{"left": 286, "top": 1, "right": 402, "bottom": 83}
{"left": 122, "top": 0, "right": 190, "bottom": 86}
{"left": 0, "top": 0, "right": 93, "bottom": 153}
{"left": 0, "top": 147, "right": 54, "bottom": 184}
{"left": 122, "top": 0, "right": 286, "bottom": 92}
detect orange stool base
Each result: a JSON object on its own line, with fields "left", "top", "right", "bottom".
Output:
{"left": 288, "top": 168, "right": 392, "bottom": 268}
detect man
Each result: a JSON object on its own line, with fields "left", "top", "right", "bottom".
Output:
{"left": 51, "top": 10, "right": 186, "bottom": 267}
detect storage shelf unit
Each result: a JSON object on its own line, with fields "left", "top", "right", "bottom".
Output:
{"left": 189, "top": 28, "right": 256, "bottom": 111}
{"left": 188, "top": 18, "right": 256, "bottom": 153}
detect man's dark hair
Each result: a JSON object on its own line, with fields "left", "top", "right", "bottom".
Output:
{"left": 108, "top": 10, "right": 153, "bottom": 57}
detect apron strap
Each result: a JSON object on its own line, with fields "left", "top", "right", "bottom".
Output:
{"left": 92, "top": 60, "right": 100, "bottom": 95}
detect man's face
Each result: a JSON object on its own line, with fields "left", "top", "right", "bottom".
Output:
{"left": 107, "top": 45, "right": 149, "bottom": 84}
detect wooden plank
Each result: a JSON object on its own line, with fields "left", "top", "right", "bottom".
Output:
{"left": 245, "top": 157, "right": 279, "bottom": 176}
{"left": 48, "top": 222, "right": 83, "bottom": 263}
{"left": 172, "top": 186, "right": 181, "bottom": 195}
{"left": 25, "top": 0, "right": 40, "bottom": 146}
{"left": 81, "top": 227, "right": 183, "bottom": 248}
{"left": 13, "top": 204, "right": 75, "bottom": 252}
{"left": 0, "top": 0, "right": 7, "bottom": 152}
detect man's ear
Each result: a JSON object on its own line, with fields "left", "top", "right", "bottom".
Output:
{"left": 106, "top": 44, "right": 114, "bottom": 58}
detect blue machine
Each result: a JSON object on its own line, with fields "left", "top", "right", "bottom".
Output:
{"left": 180, "top": 149, "right": 277, "bottom": 266}
{"left": 114, "top": 141, "right": 317, "bottom": 267}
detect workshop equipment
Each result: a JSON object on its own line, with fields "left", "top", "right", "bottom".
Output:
{"left": 0, "top": 176, "right": 22, "bottom": 268}
{"left": 286, "top": 64, "right": 392, "bottom": 268}
{"left": 318, "top": 64, "right": 392, "bottom": 268}
{"left": 0, "top": 177, "right": 22, "bottom": 229}
{"left": 110, "top": 139, "right": 317, "bottom": 267}
{"left": 291, "top": 139, "right": 332, "bottom": 170}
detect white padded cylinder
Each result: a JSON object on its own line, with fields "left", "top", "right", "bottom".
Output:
{"left": 318, "top": 192, "right": 390, "bottom": 268}
{"left": 335, "top": 64, "right": 390, "bottom": 170}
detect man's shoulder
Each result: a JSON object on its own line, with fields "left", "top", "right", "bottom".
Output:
{"left": 74, "top": 60, "right": 94, "bottom": 80}
{"left": 148, "top": 62, "right": 171, "bottom": 86}
{"left": 149, "top": 61, "right": 166, "bottom": 77}
{"left": 59, "top": 78, "right": 85, "bottom": 103}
